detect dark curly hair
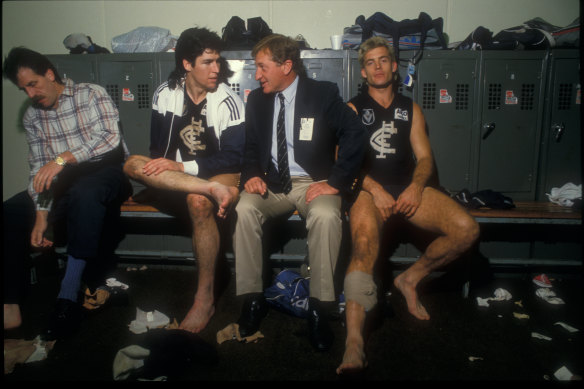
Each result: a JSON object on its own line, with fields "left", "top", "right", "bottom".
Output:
{"left": 168, "top": 27, "right": 233, "bottom": 89}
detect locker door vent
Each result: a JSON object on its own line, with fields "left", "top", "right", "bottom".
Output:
{"left": 106, "top": 84, "right": 120, "bottom": 108}
{"left": 422, "top": 83, "right": 436, "bottom": 110}
{"left": 455, "top": 84, "right": 469, "bottom": 110}
{"left": 229, "top": 83, "right": 241, "bottom": 94}
{"left": 520, "top": 83, "right": 535, "bottom": 110}
{"left": 487, "top": 84, "right": 501, "bottom": 110}
{"left": 557, "top": 83, "right": 573, "bottom": 110}
{"left": 137, "top": 84, "right": 150, "bottom": 109}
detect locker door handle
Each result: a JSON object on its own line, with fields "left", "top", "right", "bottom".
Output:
{"left": 551, "top": 123, "right": 565, "bottom": 142}
{"left": 482, "top": 122, "right": 496, "bottom": 140}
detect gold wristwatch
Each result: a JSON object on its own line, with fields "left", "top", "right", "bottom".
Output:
{"left": 54, "top": 156, "right": 67, "bottom": 166}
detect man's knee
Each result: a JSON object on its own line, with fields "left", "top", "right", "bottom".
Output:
{"left": 306, "top": 201, "right": 341, "bottom": 226}
{"left": 123, "top": 155, "right": 147, "bottom": 178}
{"left": 235, "top": 194, "right": 260, "bottom": 218}
{"left": 186, "top": 193, "right": 215, "bottom": 218}
{"left": 452, "top": 214, "right": 480, "bottom": 250}
{"left": 351, "top": 227, "right": 378, "bottom": 264}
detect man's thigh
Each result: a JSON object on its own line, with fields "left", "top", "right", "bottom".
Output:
{"left": 236, "top": 189, "right": 296, "bottom": 221}
{"left": 291, "top": 177, "right": 341, "bottom": 220}
{"left": 53, "top": 164, "right": 128, "bottom": 215}
{"left": 407, "top": 187, "right": 473, "bottom": 235}
{"left": 349, "top": 191, "right": 383, "bottom": 237}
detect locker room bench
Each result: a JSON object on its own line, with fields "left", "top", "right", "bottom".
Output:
{"left": 120, "top": 198, "right": 582, "bottom": 225}
{"left": 117, "top": 197, "right": 581, "bottom": 300}
{"left": 42, "top": 198, "right": 579, "bottom": 298}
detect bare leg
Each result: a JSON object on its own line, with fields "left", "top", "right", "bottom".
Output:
{"left": 180, "top": 174, "right": 239, "bottom": 333}
{"left": 394, "top": 187, "right": 479, "bottom": 320}
{"left": 123, "top": 155, "right": 237, "bottom": 218}
{"left": 337, "top": 192, "right": 382, "bottom": 375}
{"left": 4, "top": 304, "right": 22, "bottom": 329}
{"left": 179, "top": 193, "right": 219, "bottom": 333}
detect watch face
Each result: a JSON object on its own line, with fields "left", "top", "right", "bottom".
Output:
{"left": 55, "top": 156, "right": 66, "bottom": 166}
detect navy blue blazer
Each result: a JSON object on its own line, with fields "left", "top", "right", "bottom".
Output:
{"left": 241, "top": 76, "right": 366, "bottom": 199}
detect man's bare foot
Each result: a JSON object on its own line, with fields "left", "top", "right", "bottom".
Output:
{"left": 336, "top": 340, "right": 368, "bottom": 375}
{"left": 209, "top": 183, "right": 239, "bottom": 218}
{"left": 394, "top": 273, "right": 430, "bottom": 320}
{"left": 4, "top": 304, "right": 22, "bottom": 330}
{"left": 179, "top": 298, "right": 215, "bottom": 333}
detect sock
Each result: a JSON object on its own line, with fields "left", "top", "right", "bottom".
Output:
{"left": 57, "top": 255, "right": 87, "bottom": 302}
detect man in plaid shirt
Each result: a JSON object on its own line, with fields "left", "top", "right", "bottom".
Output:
{"left": 2, "top": 47, "right": 133, "bottom": 339}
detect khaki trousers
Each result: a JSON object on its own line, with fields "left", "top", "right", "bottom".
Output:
{"left": 233, "top": 176, "right": 342, "bottom": 302}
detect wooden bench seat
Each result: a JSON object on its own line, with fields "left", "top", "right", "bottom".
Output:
{"left": 467, "top": 201, "right": 581, "bottom": 224}
{"left": 120, "top": 198, "right": 581, "bottom": 225}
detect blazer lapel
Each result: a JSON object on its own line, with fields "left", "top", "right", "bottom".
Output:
{"left": 259, "top": 92, "right": 276, "bottom": 163}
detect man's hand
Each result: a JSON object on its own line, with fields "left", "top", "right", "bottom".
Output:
{"left": 305, "top": 181, "right": 339, "bottom": 204}
{"left": 369, "top": 187, "right": 396, "bottom": 221}
{"left": 33, "top": 162, "right": 63, "bottom": 193}
{"left": 395, "top": 183, "right": 424, "bottom": 218}
{"left": 30, "top": 210, "right": 53, "bottom": 248}
{"left": 244, "top": 176, "right": 267, "bottom": 196}
{"left": 142, "top": 158, "right": 184, "bottom": 176}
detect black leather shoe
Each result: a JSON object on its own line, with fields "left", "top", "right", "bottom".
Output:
{"left": 307, "top": 298, "right": 334, "bottom": 351}
{"left": 237, "top": 293, "right": 269, "bottom": 338}
{"left": 42, "top": 298, "right": 83, "bottom": 341}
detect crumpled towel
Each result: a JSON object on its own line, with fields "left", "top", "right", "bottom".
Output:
{"left": 546, "top": 183, "right": 581, "bottom": 207}
{"left": 106, "top": 278, "right": 129, "bottom": 290}
{"left": 113, "top": 345, "right": 152, "bottom": 381}
{"left": 535, "top": 288, "right": 565, "bottom": 304}
{"left": 216, "top": 323, "right": 264, "bottom": 344}
{"left": 4, "top": 337, "right": 56, "bottom": 374}
{"left": 129, "top": 308, "right": 170, "bottom": 334}
{"left": 476, "top": 288, "right": 512, "bottom": 307}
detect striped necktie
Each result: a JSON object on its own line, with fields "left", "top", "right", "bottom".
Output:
{"left": 276, "top": 93, "right": 292, "bottom": 194}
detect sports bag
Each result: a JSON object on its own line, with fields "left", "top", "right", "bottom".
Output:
{"left": 264, "top": 269, "right": 310, "bottom": 318}
{"left": 222, "top": 16, "right": 272, "bottom": 50}
{"left": 352, "top": 12, "right": 447, "bottom": 60}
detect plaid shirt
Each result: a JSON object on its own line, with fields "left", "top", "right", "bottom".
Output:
{"left": 23, "top": 79, "right": 129, "bottom": 210}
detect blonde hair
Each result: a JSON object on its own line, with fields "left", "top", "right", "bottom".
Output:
{"left": 358, "top": 37, "right": 396, "bottom": 69}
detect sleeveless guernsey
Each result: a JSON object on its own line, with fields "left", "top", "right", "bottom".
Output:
{"left": 350, "top": 92, "right": 416, "bottom": 196}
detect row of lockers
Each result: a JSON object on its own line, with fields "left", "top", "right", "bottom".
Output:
{"left": 46, "top": 49, "right": 580, "bottom": 201}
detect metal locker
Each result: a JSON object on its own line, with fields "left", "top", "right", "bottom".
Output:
{"left": 97, "top": 54, "right": 156, "bottom": 192}
{"left": 47, "top": 54, "right": 98, "bottom": 84}
{"left": 155, "top": 52, "right": 175, "bottom": 86}
{"left": 301, "top": 50, "right": 347, "bottom": 100}
{"left": 222, "top": 51, "right": 258, "bottom": 104}
{"left": 476, "top": 51, "right": 547, "bottom": 200}
{"left": 415, "top": 50, "right": 480, "bottom": 193}
{"left": 537, "top": 49, "right": 581, "bottom": 200}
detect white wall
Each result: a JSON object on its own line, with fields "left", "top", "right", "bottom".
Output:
{"left": 2, "top": 0, "right": 579, "bottom": 199}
